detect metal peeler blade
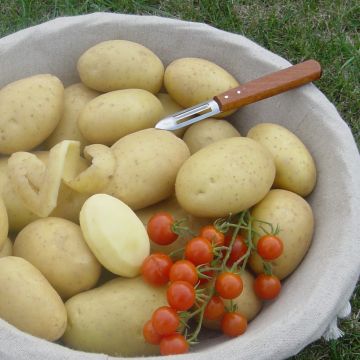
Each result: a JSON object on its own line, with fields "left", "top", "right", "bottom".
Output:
{"left": 155, "top": 100, "right": 220, "bottom": 130}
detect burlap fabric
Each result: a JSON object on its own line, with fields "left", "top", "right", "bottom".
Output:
{"left": 0, "top": 12, "right": 359, "bottom": 360}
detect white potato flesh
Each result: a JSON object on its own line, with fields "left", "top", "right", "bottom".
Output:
{"left": 80, "top": 194, "right": 150, "bottom": 277}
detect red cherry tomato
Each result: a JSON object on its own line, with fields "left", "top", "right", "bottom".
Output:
{"left": 199, "top": 225, "right": 225, "bottom": 246}
{"left": 169, "top": 260, "right": 198, "bottom": 286}
{"left": 141, "top": 253, "right": 173, "bottom": 286}
{"left": 167, "top": 281, "right": 195, "bottom": 311}
{"left": 215, "top": 272, "right": 243, "bottom": 299}
{"left": 143, "top": 320, "right": 162, "bottom": 345}
{"left": 160, "top": 333, "right": 189, "bottom": 355}
{"left": 221, "top": 312, "right": 248, "bottom": 337}
{"left": 204, "top": 296, "right": 225, "bottom": 320}
{"left": 254, "top": 274, "right": 281, "bottom": 300}
{"left": 152, "top": 306, "right": 179, "bottom": 336}
{"left": 224, "top": 233, "right": 248, "bottom": 266}
{"left": 257, "top": 235, "right": 284, "bottom": 260}
{"left": 185, "top": 237, "right": 213, "bottom": 265}
{"left": 147, "top": 212, "right": 178, "bottom": 245}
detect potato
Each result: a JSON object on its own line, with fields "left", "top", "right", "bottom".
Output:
{"left": 80, "top": 194, "right": 150, "bottom": 277}
{"left": 78, "top": 40, "right": 164, "bottom": 93}
{"left": 247, "top": 123, "right": 317, "bottom": 196}
{"left": 45, "top": 83, "right": 99, "bottom": 150}
{"left": 183, "top": 118, "right": 241, "bottom": 154}
{"left": 0, "top": 152, "right": 88, "bottom": 233}
{"left": 62, "top": 277, "right": 167, "bottom": 356}
{"left": 156, "top": 93, "right": 186, "bottom": 137}
{"left": 0, "top": 256, "right": 67, "bottom": 341}
{"left": 0, "top": 196, "right": 8, "bottom": 249}
{"left": 176, "top": 137, "right": 275, "bottom": 217}
{"left": 164, "top": 57, "right": 239, "bottom": 117}
{"left": 13, "top": 217, "right": 101, "bottom": 300}
{"left": 249, "top": 189, "right": 314, "bottom": 279}
{"left": 78, "top": 89, "right": 163, "bottom": 146}
{"left": 203, "top": 271, "right": 262, "bottom": 330}
{"left": 0, "top": 74, "right": 64, "bottom": 154}
{"left": 136, "top": 196, "right": 212, "bottom": 256}
{"left": 0, "top": 238, "right": 12, "bottom": 258}
{"left": 105, "top": 128, "right": 190, "bottom": 210}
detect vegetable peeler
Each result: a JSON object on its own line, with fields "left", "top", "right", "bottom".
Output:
{"left": 155, "top": 60, "right": 322, "bottom": 131}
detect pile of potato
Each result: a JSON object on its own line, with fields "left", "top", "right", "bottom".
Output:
{"left": 0, "top": 39, "right": 316, "bottom": 357}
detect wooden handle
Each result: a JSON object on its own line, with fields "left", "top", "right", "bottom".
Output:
{"left": 214, "top": 60, "right": 322, "bottom": 112}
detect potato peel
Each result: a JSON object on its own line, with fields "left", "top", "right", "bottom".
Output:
{"left": 8, "top": 141, "right": 81, "bottom": 217}
{"left": 8, "top": 141, "right": 116, "bottom": 217}
{"left": 63, "top": 144, "right": 115, "bottom": 194}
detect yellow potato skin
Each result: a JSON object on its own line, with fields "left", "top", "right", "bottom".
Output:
{"left": 164, "top": 57, "right": 239, "bottom": 117}
{"left": 0, "top": 74, "right": 64, "bottom": 154}
{"left": 0, "top": 237, "right": 12, "bottom": 258}
{"left": 183, "top": 118, "right": 241, "bottom": 154}
{"left": 0, "top": 196, "right": 8, "bottom": 250}
{"left": 203, "top": 271, "right": 262, "bottom": 330}
{"left": 13, "top": 217, "right": 101, "bottom": 300}
{"left": 45, "top": 83, "right": 99, "bottom": 150}
{"left": 249, "top": 189, "right": 314, "bottom": 280}
{"left": 136, "top": 196, "right": 212, "bottom": 256}
{"left": 78, "top": 89, "right": 164, "bottom": 146}
{"left": 77, "top": 40, "right": 164, "bottom": 93}
{"left": 175, "top": 137, "right": 275, "bottom": 217}
{"left": 0, "top": 152, "right": 89, "bottom": 233}
{"left": 247, "top": 123, "right": 317, "bottom": 197}
{"left": 106, "top": 129, "right": 190, "bottom": 210}
{"left": 62, "top": 277, "right": 167, "bottom": 357}
{"left": 0, "top": 256, "right": 67, "bottom": 341}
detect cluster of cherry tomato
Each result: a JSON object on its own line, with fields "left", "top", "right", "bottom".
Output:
{"left": 141, "top": 211, "right": 284, "bottom": 355}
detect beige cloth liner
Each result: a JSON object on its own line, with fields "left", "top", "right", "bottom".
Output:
{"left": 0, "top": 12, "right": 359, "bottom": 360}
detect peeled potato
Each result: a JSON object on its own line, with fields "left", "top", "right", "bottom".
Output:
{"left": 80, "top": 194, "right": 150, "bottom": 277}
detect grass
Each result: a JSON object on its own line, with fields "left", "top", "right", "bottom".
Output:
{"left": 0, "top": 0, "right": 359, "bottom": 358}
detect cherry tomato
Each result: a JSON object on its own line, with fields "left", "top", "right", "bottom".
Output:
{"left": 147, "top": 212, "right": 178, "bottom": 245}
{"left": 204, "top": 296, "right": 225, "bottom": 320}
{"left": 141, "top": 253, "right": 173, "bottom": 286}
{"left": 254, "top": 273, "right": 281, "bottom": 300}
{"left": 224, "top": 233, "right": 248, "bottom": 266}
{"left": 160, "top": 333, "right": 189, "bottom": 355}
{"left": 185, "top": 237, "right": 213, "bottom": 265}
{"left": 167, "top": 281, "right": 195, "bottom": 311}
{"left": 143, "top": 320, "right": 162, "bottom": 345}
{"left": 200, "top": 225, "right": 225, "bottom": 246}
{"left": 221, "top": 312, "right": 248, "bottom": 337}
{"left": 257, "top": 235, "right": 284, "bottom": 260}
{"left": 215, "top": 272, "right": 243, "bottom": 299}
{"left": 152, "top": 306, "right": 179, "bottom": 336}
{"left": 169, "top": 260, "right": 198, "bottom": 286}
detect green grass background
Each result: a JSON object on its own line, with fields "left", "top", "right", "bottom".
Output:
{"left": 0, "top": 0, "right": 359, "bottom": 359}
